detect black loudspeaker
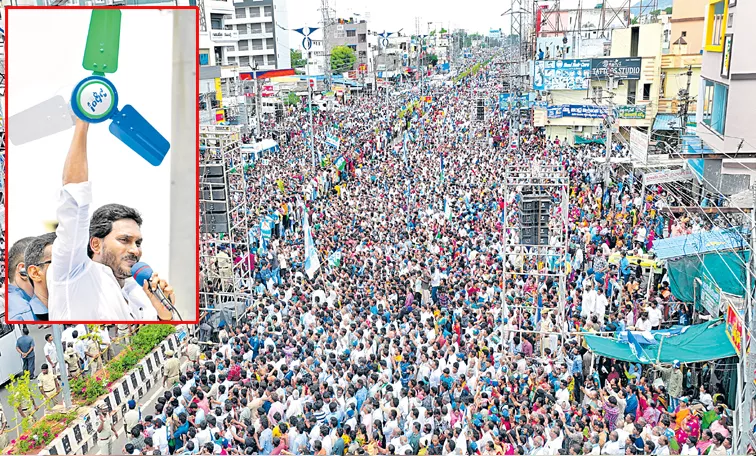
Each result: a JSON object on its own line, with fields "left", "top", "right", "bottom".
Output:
{"left": 519, "top": 195, "right": 551, "bottom": 246}
{"left": 200, "top": 163, "right": 230, "bottom": 234}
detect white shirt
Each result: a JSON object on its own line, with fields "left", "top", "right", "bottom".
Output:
{"left": 647, "top": 306, "right": 663, "bottom": 327}
{"left": 48, "top": 182, "right": 158, "bottom": 321}
{"left": 44, "top": 341, "right": 57, "bottom": 365}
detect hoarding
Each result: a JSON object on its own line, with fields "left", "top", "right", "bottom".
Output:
{"left": 642, "top": 168, "right": 694, "bottom": 186}
{"left": 590, "top": 57, "right": 642, "bottom": 80}
{"left": 725, "top": 303, "right": 747, "bottom": 355}
{"left": 533, "top": 59, "right": 591, "bottom": 91}
{"left": 546, "top": 104, "right": 607, "bottom": 119}
{"left": 616, "top": 104, "right": 646, "bottom": 119}
{"left": 700, "top": 274, "right": 722, "bottom": 317}
{"left": 629, "top": 128, "right": 649, "bottom": 164}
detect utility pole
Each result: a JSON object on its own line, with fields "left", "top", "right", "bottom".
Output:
{"left": 603, "top": 65, "right": 615, "bottom": 184}
{"left": 53, "top": 325, "right": 72, "bottom": 409}
{"left": 320, "top": 0, "right": 333, "bottom": 90}
{"left": 677, "top": 64, "right": 693, "bottom": 137}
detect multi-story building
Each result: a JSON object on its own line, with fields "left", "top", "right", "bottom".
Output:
{"left": 535, "top": 23, "right": 662, "bottom": 148}
{"left": 691, "top": 0, "right": 756, "bottom": 192}
{"left": 224, "top": 0, "right": 290, "bottom": 70}
{"left": 330, "top": 17, "right": 368, "bottom": 71}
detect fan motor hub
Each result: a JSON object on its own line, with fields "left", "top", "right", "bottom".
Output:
{"left": 71, "top": 75, "right": 119, "bottom": 123}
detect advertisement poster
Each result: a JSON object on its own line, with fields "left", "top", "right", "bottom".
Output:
{"left": 546, "top": 104, "right": 607, "bottom": 119}
{"left": 533, "top": 59, "right": 591, "bottom": 91}
{"left": 721, "top": 34, "right": 733, "bottom": 78}
{"left": 590, "top": 57, "right": 642, "bottom": 80}
{"left": 725, "top": 303, "right": 747, "bottom": 355}
{"left": 700, "top": 274, "right": 722, "bottom": 317}
{"left": 616, "top": 105, "right": 646, "bottom": 119}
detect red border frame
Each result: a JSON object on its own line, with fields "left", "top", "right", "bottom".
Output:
{"left": 4, "top": 5, "right": 200, "bottom": 325}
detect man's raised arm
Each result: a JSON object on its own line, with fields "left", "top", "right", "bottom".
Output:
{"left": 62, "top": 119, "right": 89, "bottom": 185}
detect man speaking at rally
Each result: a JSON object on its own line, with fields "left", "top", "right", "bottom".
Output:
{"left": 48, "top": 119, "right": 176, "bottom": 321}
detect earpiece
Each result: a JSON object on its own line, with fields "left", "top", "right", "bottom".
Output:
{"left": 19, "top": 268, "right": 28, "bottom": 279}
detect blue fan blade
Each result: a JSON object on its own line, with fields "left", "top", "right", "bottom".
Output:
{"left": 108, "top": 104, "right": 170, "bottom": 166}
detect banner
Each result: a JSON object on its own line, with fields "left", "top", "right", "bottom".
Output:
{"left": 214, "top": 78, "right": 223, "bottom": 102}
{"left": 725, "top": 303, "right": 747, "bottom": 355}
{"left": 616, "top": 104, "right": 646, "bottom": 119}
{"left": 629, "top": 128, "right": 649, "bottom": 164}
{"left": 546, "top": 104, "right": 607, "bottom": 119}
{"left": 303, "top": 212, "right": 321, "bottom": 279}
{"left": 533, "top": 59, "right": 591, "bottom": 91}
{"left": 700, "top": 274, "right": 722, "bottom": 317}
{"left": 642, "top": 168, "right": 694, "bottom": 186}
{"left": 590, "top": 57, "right": 642, "bottom": 80}
{"left": 326, "top": 133, "right": 340, "bottom": 149}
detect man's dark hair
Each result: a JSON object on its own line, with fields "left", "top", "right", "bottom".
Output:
{"left": 24, "top": 233, "right": 57, "bottom": 272}
{"left": 9, "top": 237, "right": 35, "bottom": 284}
{"left": 88, "top": 204, "right": 142, "bottom": 258}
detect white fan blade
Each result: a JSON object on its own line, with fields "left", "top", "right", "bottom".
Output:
{"left": 9, "top": 95, "right": 75, "bottom": 145}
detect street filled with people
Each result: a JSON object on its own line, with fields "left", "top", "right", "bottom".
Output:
{"left": 179, "top": 56, "right": 740, "bottom": 455}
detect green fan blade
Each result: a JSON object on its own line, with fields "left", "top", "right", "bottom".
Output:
{"left": 82, "top": 9, "right": 122, "bottom": 74}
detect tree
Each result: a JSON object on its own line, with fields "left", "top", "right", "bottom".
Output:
{"left": 428, "top": 54, "right": 439, "bottom": 66}
{"left": 439, "top": 28, "right": 447, "bottom": 34}
{"left": 290, "top": 49, "right": 307, "bottom": 68}
{"left": 285, "top": 92, "right": 301, "bottom": 106}
{"left": 330, "top": 45, "right": 356, "bottom": 72}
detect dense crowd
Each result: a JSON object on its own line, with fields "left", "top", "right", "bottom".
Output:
{"left": 168, "top": 57, "right": 739, "bottom": 456}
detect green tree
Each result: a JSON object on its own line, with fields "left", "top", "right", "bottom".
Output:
{"left": 285, "top": 92, "right": 301, "bottom": 106}
{"left": 428, "top": 54, "right": 439, "bottom": 66}
{"left": 439, "top": 28, "right": 447, "bottom": 34}
{"left": 330, "top": 46, "right": 356, "bottom": 72}
{"left": 290, "top": 49, "right": 307, "bottom": 68}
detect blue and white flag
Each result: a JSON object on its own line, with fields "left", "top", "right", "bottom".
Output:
{"left": 326, "top": 133, "right": 341, "bottom": 149}
{"left": 259, "top": 215, "right": 274, "bottom": 252}
{"left": 627, "top": 330, "right": 650, "bottom": 363}
{"left": 303, "top": 211, "right": 321, "bottom": 279}
{"left": 328, "top": 250, "right": 342, "bottom": 268}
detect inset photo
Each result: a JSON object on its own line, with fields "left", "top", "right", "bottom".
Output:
{"left": 6, "top": 7, "right": 198, "bottom": 323}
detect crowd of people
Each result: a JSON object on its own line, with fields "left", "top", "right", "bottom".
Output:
{"left": 172, "top": 54, "right": 742, "bottom": 455}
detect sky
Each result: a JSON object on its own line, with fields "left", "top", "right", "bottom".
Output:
{"left": 7, "top": 9, "right": 183, "bottom": 281}
{"left": 281, "top": 0, "right": 652, "bottom": 46}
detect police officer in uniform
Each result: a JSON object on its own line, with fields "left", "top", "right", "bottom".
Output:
{"left": 37, "top": 363, "right": 59, "bottom": 409}
{"left": 96, "top": 406, "right": 119, "bottom": 454}
{"left": 163, "top": 350, "right": 180, "bottom": 387}
{"left": 64, "top": 343, "right": 81, "bottom": 379}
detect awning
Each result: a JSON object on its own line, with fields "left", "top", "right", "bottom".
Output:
{"left": 584, "top": 320, "right": 736, "bottom": 365}
{"left": 653, "top": 114, "right": 682, "bottom": 131}
{"left": 651, "top": 228, "right": 750, "bottom": 260}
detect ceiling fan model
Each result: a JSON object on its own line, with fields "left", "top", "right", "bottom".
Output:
{"left": 9, "top": 10, "right": 170, "bottom": 166}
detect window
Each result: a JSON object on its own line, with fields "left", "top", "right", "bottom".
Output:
{"left": 682, "top": 31, "right": 687, "bottom": 37}
{"left": 358, "top": 33, "right": 367, "bottom": 43}
{"left": 346, "top": 29, "right": 356, "bottom": 37}
{"left": 264, "top": 6, "right": 272, "bottom": 17}
{"left": 0, "top": 322, "right": 14, "bottom": 338}
{"left": 253, "top": 55, "right": 265, "bottom": 66}
{"left": 235, "top": 7, "right": 246, "bottom": 18}
{"left": 627, "top": 80, "right": 637, "bottom": 105}
{"left": 239, "top": 40, "right": 249, "bottom": 51}
{"left": 250, "top": 23, "right": 262, "bottom": 34}
{"left": 359, "top": 51, "right": 367, "bottom": 58}
{"left": 705, "top": 0, "right": 727, "bottom": 51}
{"left": 642, "top": 83, "right": 651, "bottom": 101}
{"left": 267, "top": 55, "right": 276, "bottom": 66}
{"left": 239, "top": 56, "right": 250, "bottom": 65}
{"left": 249, "top": 7, "right": 260, "bottom": 17}
{"left": 348, "top": 44, "right": 357, "bottom": 51}
{"left": 252, "top": 39, "right": 263, "bottom": 50}
{"left": 266, "top": 38, "right": 275, "bottom": 49}
{"left": 702, "top": 79, "right": 728, "bottom": 135}
{"left": 592, "top": 86, "right": 603, "bottom": 102}
{"left": 210, "top": 14, "right": 224, "bottom": 30}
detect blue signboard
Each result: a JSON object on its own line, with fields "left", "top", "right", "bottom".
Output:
{"left": 533, "top": 59, "right": 591, "bottom": 91}
{"left": 547, "top": 104, "right": 608, "bottom": 119}
{"left": 499, "top": 92, "right": 536, "bottom": 111}
{"left": 199, "top": 53, "right": 209, "bottom": 66}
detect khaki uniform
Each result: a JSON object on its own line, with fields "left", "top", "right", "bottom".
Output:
{"left": 116, "top": 324, "right": 131, "bottom": 347}
{"left": 64, "top": 349, "right": 80, "bottom": 378}
{"left": 87, "top": 340, "right": 103, "bottom": 374}
{"left": 38, "top": 372, "right": 58, "bottom": 407}
{"left": 186, "top": 343, "right": 200, "bottom": 363}
{"left": 17, "top": 398, "right": 35, "bottom": 425}
{"left": 97, "top": 417, "right": 113, "bottom": 454}
{"left": 164, "top": 357, "right": 180, "bottom": 386}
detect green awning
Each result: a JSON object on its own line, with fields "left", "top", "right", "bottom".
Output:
{"left": 584, "top": 320, "right": 736, "bottom": 364}
{"left": 575, "top": 135, "right": 605, "bottom": 145}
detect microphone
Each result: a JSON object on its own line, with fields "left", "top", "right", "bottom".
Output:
{"left": 131, "top": 262, "right": 180, "bottom": 319}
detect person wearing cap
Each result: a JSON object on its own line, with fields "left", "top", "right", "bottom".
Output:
{"left": 163, "top": 349, "right": 180, "bottom": 387}
{"left": 124, "top": 399, "right": 141, "bottom": 436}
{"left": 37, "top": 363, "right": 59, "bottom": 410}
{"left": 654, "top": 360, "right": 683, "bottom": 411}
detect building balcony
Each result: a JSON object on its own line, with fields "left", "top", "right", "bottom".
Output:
{"left": 660, "top": 53, "right": 702, "bottom": 69}
{"left": 206, "top": 0, "right": 235, "bottom": 13}
{"left": 228, "top": 48, "right": 274, "bottom": 57}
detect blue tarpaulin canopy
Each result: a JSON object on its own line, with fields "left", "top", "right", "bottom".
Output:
{"left": 652, "top": 114, "right": 682, "bottom": 131}
{"left": 652, "top": 228, "right": 750, "bottom": 260}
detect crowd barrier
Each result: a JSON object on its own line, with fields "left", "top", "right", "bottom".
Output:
{"left": 38, "top": 329, "right": 189, "bottom": 455}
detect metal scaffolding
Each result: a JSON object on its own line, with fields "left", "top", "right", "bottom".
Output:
{"left": 199, "top": 125, "right": 254, "bottom": 326}
{"left": 501, "top": 165, "right": 570, "bottom": 337}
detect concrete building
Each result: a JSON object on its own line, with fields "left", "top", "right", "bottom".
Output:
{"left": 693, "top": 0, "right": 756, "bottom": 190}
{"left": 536, "top": 23, "right": 662, "bottom": 147}
{"left": 670, "top": 0, "right": 707, "bottom": 55}
{"left": 224, "top": 0, "right": 290, "bottom": 70}
{"left": 330, "top": 17, "right": 368, "bottom": 71}
{"left": 199, "top": 0, "right": 236, "bottom": 67}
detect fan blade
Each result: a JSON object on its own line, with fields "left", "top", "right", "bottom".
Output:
{"left": 82, "top": 9, "right": 122, "bottom": 74}
{"left": 8, "top": 95, "right": 75, "bottom": 145}
{"left": 108, "top": 104, "right": 170, "bottom": 166}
